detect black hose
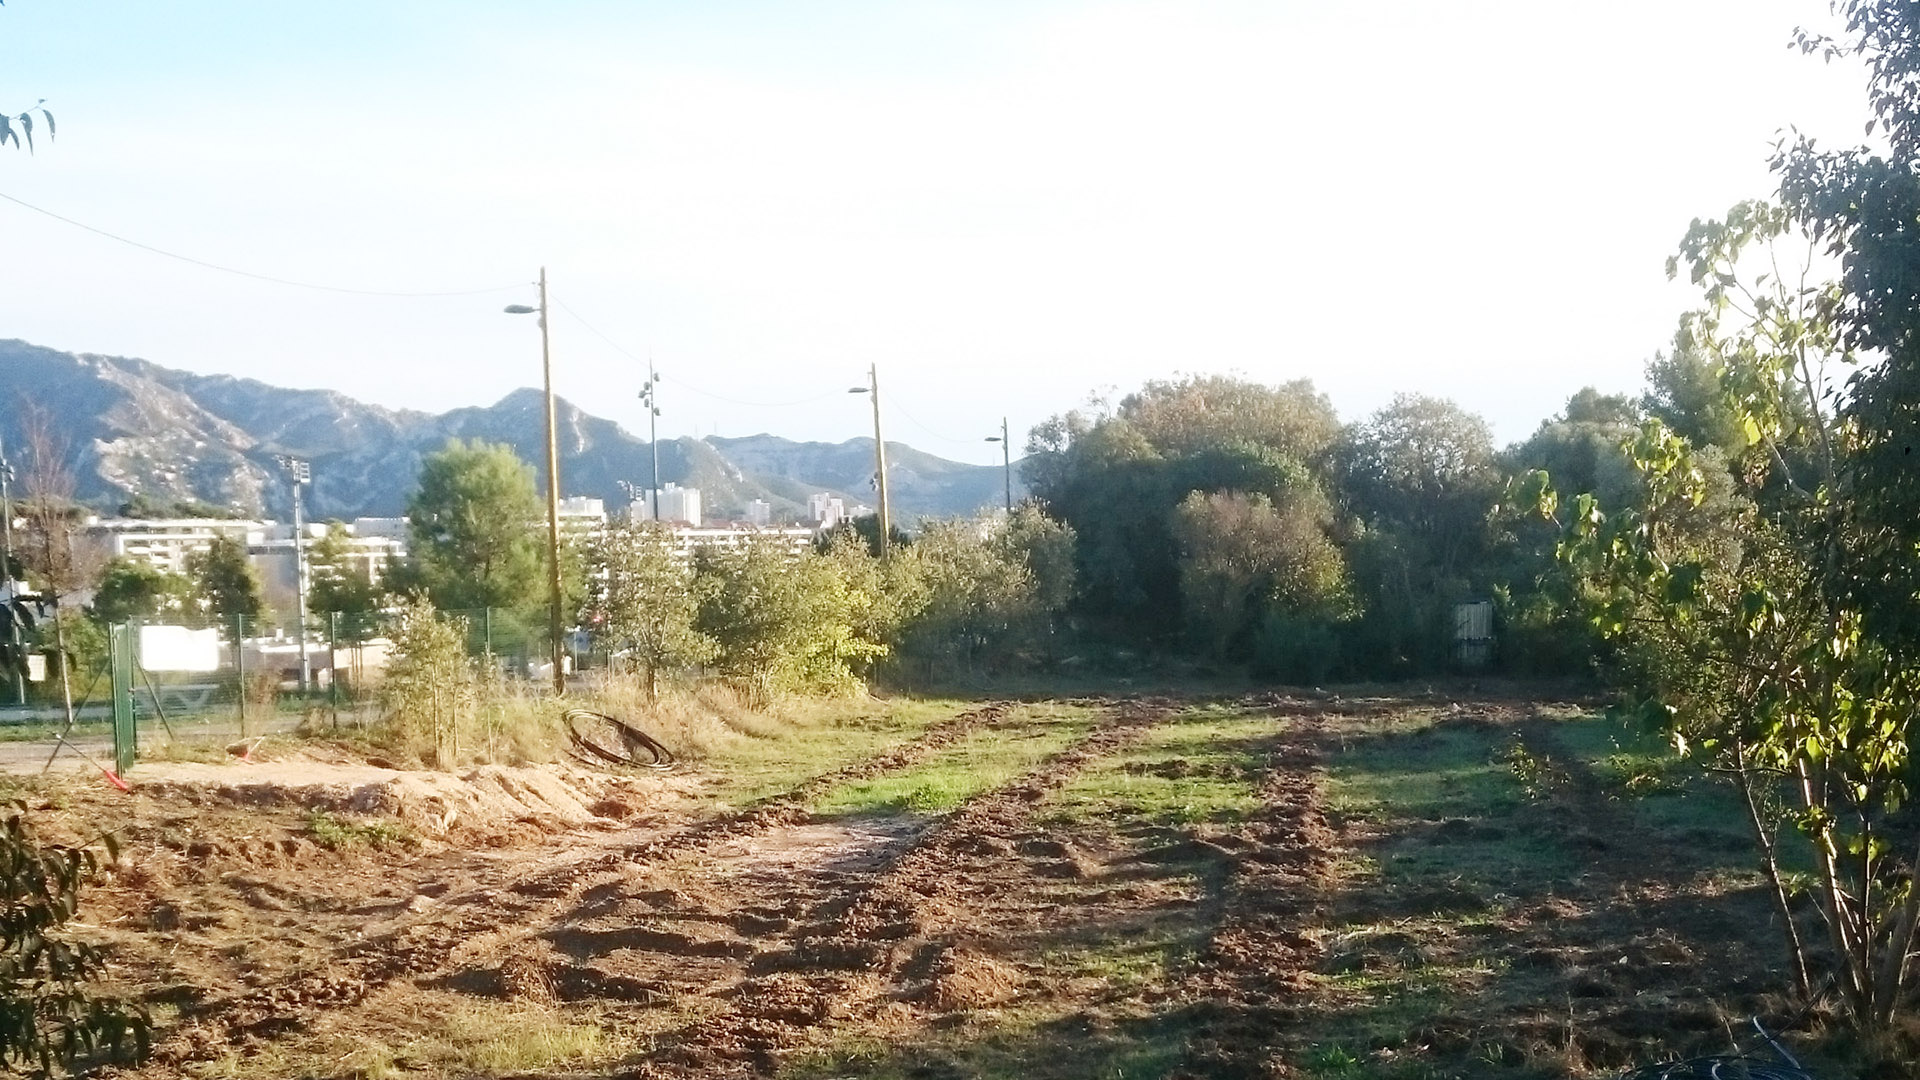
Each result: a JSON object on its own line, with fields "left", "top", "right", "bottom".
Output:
{"left": 563, "top": 708, "right": 675, "bottom": 771}
{"left": 1620, "top": 1021, "right": 1813, "bottom": 1080}
{"left": 1620, "top": 1058, "right": 1813, "bottom": 1080}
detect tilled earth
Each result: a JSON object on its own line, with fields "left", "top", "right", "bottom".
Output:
{"left": 111, "top": 700, "right": 1028, "bottom": 1071}
{"left": 37, "top": 690, "right": 1819, "bottom": 1079}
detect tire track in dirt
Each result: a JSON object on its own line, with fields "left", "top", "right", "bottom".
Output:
{"left": 147, "top": 700, "right": 1017, "bottom": 1070}
{"left": 1485, "top": 712, "right": 1778, "bottom": 1067}
{"left": 627, "top": 697, "right": 1174, "bottom": 1078}
{"left": 1169, "top": 712, "right": 1336, "bottom": 1080}
{"left": 1198, "top": 704, "right": 1779, "bottom": 1077}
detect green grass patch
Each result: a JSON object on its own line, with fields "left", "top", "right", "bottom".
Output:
{"left": 1533, "top": 711, "right": 1769, "bottom": 872}
{"left": 1044, "top": 702, "right": 1276, "bottom": 827}
{"left": 1304, "top": 706, "right": 1795, "bottom": 1079}
{"left": 782, "top": 1005, "right": 1187, "bottom": 1080}
{"left": 807, "top": 704, "right": 1097, "bottom": 818}
{"left": 693, "top": 697, "right": 978, "bottom": 808}
{"left": 0, "top": 719, "right": 116, "bottom": 743}
{"left": 1039, "top": 915, "right": 1210, "bottom": 994}
{"left": 1326, "top": 723, "right": 1522, "bottom": 824}
{"left": 305, "top": 810, "right": 416, "bottom": 851}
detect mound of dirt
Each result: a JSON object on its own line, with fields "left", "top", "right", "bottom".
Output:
{"left": 134, "top": 759, "right": 666, "bottom": 834}
{"left": 926, "top": 948, "right": 1023, "bottom": 1010}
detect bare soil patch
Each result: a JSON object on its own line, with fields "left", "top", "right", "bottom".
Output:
{"left": 26, "top": 690, "right": 1823, "bottom": 1079}
{"left": 67, "top": 700, "right": 1012, "bottom": 1075}
{"left": 559, "top": 698, "right": 1174, "bottom": 1077}
{"left": 1281, "top": 703, "right": 1806, "bottom": 1079}
{"left": 1169, "top": 715, "right": 1338, "bottom": 1079}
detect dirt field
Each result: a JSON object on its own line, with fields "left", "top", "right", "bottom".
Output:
{"left": 14, "top": 690, "right": 1836, "bottom": 1079}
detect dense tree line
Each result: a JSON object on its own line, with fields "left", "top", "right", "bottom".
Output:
{"left": 1019, "top": 376, "right": 1634, "bottom": 679}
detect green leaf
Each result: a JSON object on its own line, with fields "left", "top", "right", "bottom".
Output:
{"left": 1665, "top": 563, "right": 1704, "bottom": 604}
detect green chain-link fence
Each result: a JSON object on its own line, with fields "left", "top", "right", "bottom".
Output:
{"left": 0, "top": 607, "right": 553, "bottom": 777}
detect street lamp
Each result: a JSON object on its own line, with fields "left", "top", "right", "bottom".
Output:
{"left": 848, "top": 365, "right": 891, "bottom": 560}
{"left": 504, "top": 267, "right": 568, "bottom": 695}
{"left": 276, "top": 456, "right": 312, "bottom": 694}
{"left": 984, "top": 417, "right": 1012, "bottom": 514}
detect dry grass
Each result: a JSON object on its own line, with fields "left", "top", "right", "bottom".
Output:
{"left": 187, "top": 997, "right": 639, "bottom": 1080}
{"left": 301, "top": 675, "right": 803, "bottom": 768}
{"left": 439, "top": 674, "right": 919, "bottom": 775}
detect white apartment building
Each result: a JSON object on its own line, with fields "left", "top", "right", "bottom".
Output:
{"left": 557, "top": 496, "right": 608, "bottom": 535}
{"left": 629, "top": 484, "right": 702, "bottom": 527}
{"left": 86, "top": 517, "right": 409, "bottom": 611}
{"left": 745, "top": 499, "right": 772, "bottom": 528}
{"left": 807, "top": 492, "right": 846, "bottom": 529}
{"left": 83, "top": 517, "right": 266, "bottom": 576}
{"left": 251, "top": 521, "right": 408, "bottom": 605}
{"left": 664, "top": 527, "right": 815, "bottom": 560}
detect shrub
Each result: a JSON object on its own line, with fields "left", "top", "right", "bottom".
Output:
{"left": 695, "top": 538, "right": 886, "bottom": 702}
{"left": 0, "top": 805, "right": 147, "bottom": 1073}
{"left": 380, "top": 596, "right": 477, "bottom": 767}
{"left": 1250, "top": 611, "right": 1343, "bottom": 685}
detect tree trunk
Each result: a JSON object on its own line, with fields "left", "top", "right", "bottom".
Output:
{"left": 52, "top": 608, "right": 75, "bottom": 732}
{"left": 1799, "top": 760, "right": 1871, "bottom": 1018}
{"left": 1731, "top": 751, "right": 1812, "bottom": 999}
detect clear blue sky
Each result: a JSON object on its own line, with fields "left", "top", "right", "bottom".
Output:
{"left": 0, "top": 1, "right": 1870, "bottom": 463}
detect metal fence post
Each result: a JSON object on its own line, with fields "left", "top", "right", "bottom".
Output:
{"left": 109, "top": 622, "right": 136, "bottom": 775}
{"left": 328, "top": 610, "right": 340, "bottom": 729}
{"left": 234, "top": 613, "right": 248, "bottom": 739}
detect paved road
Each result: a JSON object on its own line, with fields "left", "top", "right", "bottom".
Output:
{"left": 0, "top": 713, "right": 302, "bottom": 775}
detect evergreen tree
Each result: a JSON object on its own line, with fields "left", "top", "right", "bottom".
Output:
{"left": 90, "top": 558, "right": 192, "bottom": 625}
{"left": 405, "top": 439, "right": 543, "bottom": 613}
{"left": 186, "top": 535, "right": 265, "bottom": 622}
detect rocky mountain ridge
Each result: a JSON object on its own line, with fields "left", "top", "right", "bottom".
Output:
{"left": 0, "top": 339, "right": 1020, "bottom": 524}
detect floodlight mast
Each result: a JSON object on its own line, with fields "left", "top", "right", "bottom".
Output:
{"left": 278, "top": 456, "right": 312, "bottom": 695}
{"left": 640, "top": 359, "right": 661, "bottom": 522}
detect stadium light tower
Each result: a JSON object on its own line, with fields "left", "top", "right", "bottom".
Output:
{"left": 276, "top": 456, "right": 312, "bottom": 694}
{"left": 640, "top": 359, "right": 661, "bottom": 522}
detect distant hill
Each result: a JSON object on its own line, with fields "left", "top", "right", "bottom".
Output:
{"left": 0, "top": 339, "right": 1023, "bottom": 525}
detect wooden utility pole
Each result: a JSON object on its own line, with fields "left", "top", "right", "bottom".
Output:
{"left": 538, "top": 268, "right": 566, "bottom": 695}
{"left": 867, "top": 364, "right": 891, "bottom": 560}
{"left": 998, "top": 417, "right": 1011, "bottom": 513}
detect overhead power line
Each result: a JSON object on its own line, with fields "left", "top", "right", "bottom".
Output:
{"left": 663, "top": 375, "right": 847, "bottom": 410}
{"left": 884, "top": 394, "right": 985, "bottom": 449}
{"left": 0, "top": 190, "right": 522, "bottom": 297}
{"left": 551, "top": 296, "right": 646, "bottom": 365}
{"left": 550, "top": 296, "right": 848, "bottom": 409}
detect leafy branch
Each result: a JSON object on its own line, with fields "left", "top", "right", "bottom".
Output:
{"left": 0, "top": 101, "right": 53, "bottom": 152}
